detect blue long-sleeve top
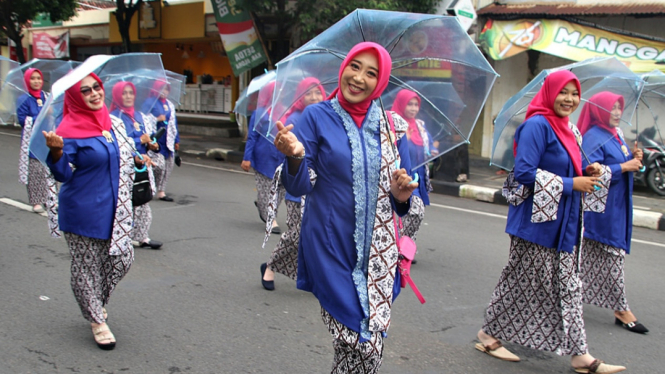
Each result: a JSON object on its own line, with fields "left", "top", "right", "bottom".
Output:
{"left": 407, "top": 136, "right": 436, "bottom": 206}
{"left": 506, "top": 115, "right": 582, "bottom": 253}
{"left": 243, "top": 108, "right": 286, "bottom": 178}
{"left": 110, "top": 109, "right": 148, "bottom": 155}
{"left": 46, "top": 134, "right": 120, "bottom": 240}
{"left": 143, "top": 99, "right": 179, "bottom": 158}
{"left": 281, "top": 101, "right": 410, "bottom": 339}
{"left": 582, "top": 126, "right": 633, "bottom": 253}
{"left": 17, "top": 92, "right": 46, "bottom": 159}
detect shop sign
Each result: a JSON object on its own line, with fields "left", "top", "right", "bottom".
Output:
{"left": 139, "top": 0, "right": 161, "bottom": 39}
{"left": 31, "top": 13, "right": 63, "bottom": 28}
{"left": 32, "top": 32, "right": 70, "bottom": 59}
{"left": 210, "top": 0, "right": 268, "bottom": 76}
{"left": 480, "top": 18, "right": 665, "bottom": 72}
{"left": 446, "top": 0, "right": 476, "bottom": 32}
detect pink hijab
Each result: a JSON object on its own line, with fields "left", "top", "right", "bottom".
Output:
{"left": 151, "top": 80, "right": 169, "bottom": 105}
{"left": 109, "top": 81, "right": 137, "bottom": 119}
{"left": 257, "top": 81, "right": 276, "bottom": 109}
{"left": 521, "top": 70, "right": 583, "bottom": 176}
{"left": 577, "top": 91, "right": 624, "bottom": 144}
{"left": 282, "top": 77, "right": 325, "bottom": 122}
{"left": 328, "top": 42, "right": 392, "bottom": 127}
{"left": 390, "top": 89, "right": 423, "bottom": 145}
{"left": 56, "top": 73, "right": 113, "bottom": 139}
{"left": 24, "top": 68, "right": 43, "bottom": 99}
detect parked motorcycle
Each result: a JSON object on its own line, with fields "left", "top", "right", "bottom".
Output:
{"left": 633, "top": 126, "right": 665, "bottom": 196}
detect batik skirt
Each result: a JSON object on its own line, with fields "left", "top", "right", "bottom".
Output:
{"left": 580, "top": 238, "right": 630, "bottom": 311}
{"left": 267, "top": 200, "right": 301, "bottom": 279}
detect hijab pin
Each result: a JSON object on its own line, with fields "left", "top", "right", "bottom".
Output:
{"left": 102, "top": 130, "right": 114, "bottom": 143}
{"left": 37, "top": 99, "right": 43, "bottom": 107}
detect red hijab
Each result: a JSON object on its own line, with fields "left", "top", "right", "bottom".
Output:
{"left": 151, "top": 80, "right": 169, "bottom": 104}
{"left": 577, "top": 91, "right": 624, "bottom": 145}
{"left": 24, "top": 68, "right": 43, "bottom": 99}
{"left": 282, "top": 77, "right": 325, "bottom": 122}
{"left": 109, "top": 81, "right": 137, "bottom": 119}
{"left": 56, "top": 73, "right": 113, "bottom": 139}
{"left": 521, "top": 70, "right": 583, "bottom": 176}
{"left": 390, "top": 89, "right": 423, "bottom": 145}
{"left": 257, "top": 81, "right": 276, "bottom": 110}
{"left": 328, "top": 42, "right": 392, "bottom": 127}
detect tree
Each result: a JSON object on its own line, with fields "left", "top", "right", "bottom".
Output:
{"left": 242, "top": 0, "right": 439, "bottom": 64}
{"left": 114, "top": 0, "right": 143, "bottom": 53}
{"left": 0, "top": 0, "right": 77, "bottom": 63}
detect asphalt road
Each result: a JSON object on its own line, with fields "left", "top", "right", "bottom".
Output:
{"left": 0, "top": 129, "right": 663, "bottom": 374}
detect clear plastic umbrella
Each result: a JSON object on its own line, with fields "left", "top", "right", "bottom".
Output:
{"left": 491, "top": 57, "right": 644, "bottom": 171}
{"left": 633, "top": 70, "right": 665, "bottom": 147}
{"left": 101, "top": 68, "right": 167, "bottom": 118}
{"left": 165, "top": 70, "right": 186, "bottom": 105}
{"left": 29, "top": 53, "right": 166, "bottom": 163}
{"left": 267, "top": 9, "right": 498, "bottom": 170}
{"left": 0, "top": 56, "right": 23, "bottom": 124}
{"left": 234, "top": 70, "right": 276, "bottom": 117}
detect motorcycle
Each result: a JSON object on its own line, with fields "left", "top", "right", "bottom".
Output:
{"left": 633, "top": 126, "right": 665, "bottom": 196}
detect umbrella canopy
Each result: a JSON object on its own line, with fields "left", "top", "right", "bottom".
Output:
{"left": 267, "top": 9, "right": 498, "bottom": 170}
{"left": 165, "top": 70, "right": 186, "bottom": 105}
{"left": 491, "top": 57, "right": 644, "bottom": 171}
{"left": 0, "top": 56, "right": 23, "bottom": 124}
{"left": 234, "top": 70, "right": 276, "bottom": 117}
{"left": 632, "top": 70, "right": 665, "bottom": 147}
{"left": 29, "top": 53, "right": 166, "bottom": 163}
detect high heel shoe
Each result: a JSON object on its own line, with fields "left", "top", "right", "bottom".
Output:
{"left": 615, "top": 317, "right": 649, "bottom": 334}
{"left": 260, "top": 263, "right": 274, "bottom": 291}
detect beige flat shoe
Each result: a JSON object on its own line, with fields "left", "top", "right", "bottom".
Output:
{"left": 474, "top": 341, "right": 520, "bottom": 362}
{"left": 573, "top": 359, "right": 626, "bottom": 373}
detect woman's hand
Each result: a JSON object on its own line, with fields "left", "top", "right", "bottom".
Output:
{"left": 621, "top": 158, "right": 642, "bottom": 173}
{"left": 174, "top": 143, "right": 179, "bottom": 151}
{"left": 42, "top": 130, "right": 64, "bottom": 162}
{"left": 585, "top": 162, "right": 602, "bottom": 177}
{"left": 391, "top": 169, "right": 418, "bottom": 203}
{"left": 274, "top": 121, "right": 304, "bottom": 158}
{"left": 134, "top": 155, "right": 145, "bottom": 166}
{"left": 633, "top": 142, "right": 643, "bottom": 162}
{"left": 573, "top": 176, "right": 602, "bottom": 193}
{"left": 140, "top": 133, "right": 151, "bottom": 144}
{"left": 156, "top": 115, "right": 166, "bottom": 122}
{"left": 148, "top": 141, "right": 159, "bottom": 151}
{"left": 241, "top": 160, "right": 251, "bottom": 172}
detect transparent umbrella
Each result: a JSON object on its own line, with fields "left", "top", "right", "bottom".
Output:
{"left": 633, "top": 70, "right": 665, "bottom": 147}
{"left": 0, "top": 56, "right": 22, "bottom": 124}
{"left": 267, "top": 9, "right": 498, "bottom": 170}
{"left": 234, "top": 70, "right": 276, "bottom": 117}
{"left": 491, "top": 57, "right": 644, "bottom": 171}
{"left": 29, "top": 53, "right": 166, "bottom": 163}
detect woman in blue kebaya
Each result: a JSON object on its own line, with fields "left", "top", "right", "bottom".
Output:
{"left": 109, "top": 81, "right": 162, "bottom": 250}
{"left": 390, "top": 89, "right": 438, "bottom": 249}
{"left": 143, "top": 81, "right": 179, "bottom": 202}
{"left": 241, "top": 81, "right": 285, "bottom": 234}
{"left": 273, "top": 42, "right": 418, "bottom": 373}
{"left": 260, "top": 77, "right": 325, "bottom": 290}
{"left": 476, "top": 71, "right": 626, "bottom": 374}
{"left": 578, "top": 91, "right": 648, "bottom": 335}
{"left": 17, "top": 68, "right": 50, "bottom": 213}
{"left": 43, "top": 73, "right": 135, "bottom": 351}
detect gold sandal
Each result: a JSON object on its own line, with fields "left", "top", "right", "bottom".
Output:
{"left": 92, "top": 323, "right": 116, "bottom": 350}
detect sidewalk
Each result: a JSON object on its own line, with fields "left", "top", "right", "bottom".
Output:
{"left": 178, "top": 129, "right": 665, "bottom": 231}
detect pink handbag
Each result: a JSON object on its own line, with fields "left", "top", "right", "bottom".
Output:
{"left": 394, "top": 216, "right": 426, "bottom": 304}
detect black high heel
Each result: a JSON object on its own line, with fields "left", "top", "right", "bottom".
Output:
{"left": 615, "top": 317, "right": 649, "bottom": 334}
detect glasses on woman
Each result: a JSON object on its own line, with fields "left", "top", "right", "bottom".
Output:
{"left": 80, "top": 83, "right": 103, "bottom": 97}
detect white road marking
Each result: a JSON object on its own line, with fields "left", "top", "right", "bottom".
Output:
{"left": 633, "top": 205, "right": 651, "bottom": 210}
{"left": 429, "top": 202, "right": 508, "bottom": 219}
{"left": 181, "top": 161, "right": 249, "bottom": 175}
{"left": 0, "top": 131, "right": 21, "bottom": 137}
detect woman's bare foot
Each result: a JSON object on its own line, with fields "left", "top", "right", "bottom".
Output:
{"left": 263, "top": 266, "right": 275, "bottom": 282}
{"left": 91, "top": 322, "right": 116, "bottom": 350}
{"left": 614, "top": 310, "right": 636, "bottom": 324}
{"left": 572, "top": 353, "right": 596, "bottom": 368}
{"left": 475, "top": 329, "right": 520, "bottom": 361}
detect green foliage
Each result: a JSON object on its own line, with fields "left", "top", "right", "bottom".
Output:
{"left": 0, "top": 0, "right": 78, "bottom": 62}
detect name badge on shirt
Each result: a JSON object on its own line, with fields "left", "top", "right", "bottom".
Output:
{"left": 36, "top": 99, "right": 43, "bottom": 107}
{"left": 163, "top": 104, "right": 168, "bottom": 111}
{"left": 621, "top": 145, "right": 629, "bottom": 156}
{"left": 134, "top": 121, "right": 140, "bottom": 131}
{"left": 102, "top": 130, "right": 114, "bottom": 143}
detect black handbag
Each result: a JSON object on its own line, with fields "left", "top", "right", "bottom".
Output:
{"left": 132, "top": 169, "right": 153, "bottom": 206}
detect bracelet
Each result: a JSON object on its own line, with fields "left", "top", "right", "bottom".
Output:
{"left": 288, "top": 151, "right": 306, "bottom": 160}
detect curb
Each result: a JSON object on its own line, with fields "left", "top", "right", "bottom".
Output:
{"left": 430, "top": 180, "right": 665, "bottom": 232}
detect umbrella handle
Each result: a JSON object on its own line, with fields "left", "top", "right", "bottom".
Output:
{"left": 135, "top": 153, "right": 147, "bottom": 173}
{"left": 410, "top": 173, "right": 419, "bottom": 185}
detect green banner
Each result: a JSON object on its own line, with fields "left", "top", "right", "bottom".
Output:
{"left": 480, "top": 18, "right": 665, "bottom": 73}
{"left": 32, "top": 13, "right": 63, "bottom": 28}
{"left": 210, "top": 0, "right": 268, "bottom": 76}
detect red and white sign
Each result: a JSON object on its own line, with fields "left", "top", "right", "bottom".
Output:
{"left": 32, "top": 32, "right": 70, "bottom": 59}
{"left": 8, "top": 38, "right": 28, "bottom": 61}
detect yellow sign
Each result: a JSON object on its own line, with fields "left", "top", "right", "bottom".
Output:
{"left": 479, "top": 18, "right": 665, "bottom": 73}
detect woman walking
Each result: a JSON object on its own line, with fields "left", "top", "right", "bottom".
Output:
{"left": 260, "top": 77, "right": 325, "bottom": 290}
{"left": 389, "top": 89, "right": 438, "bottom": 246}
{"left": 43, "top": 73, "right": 135, "bottom": 350}
{"left": 274, "top": 42, "right": 418, "bottom": 373}
{"left": 110, "top": 81, "right": 163, "bottom": 250}
{"left": 241, "top": 81, "right": 285, "bottom": 234}
{"left": 144, "top": 81, "right": 179, "bottom": 202}
{"left": 476, "top": 71, "right": 626, "bottom": 373}
{"left": 578, "top": 92, "right": 648, "bottom": 334}
{"left": 17, "top": 68, "right": 52, "bottom": 213}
